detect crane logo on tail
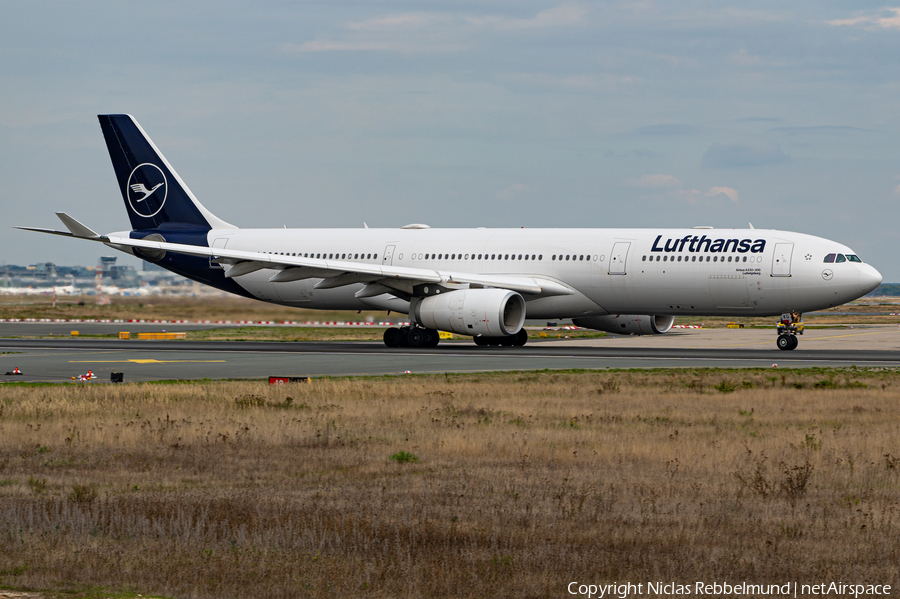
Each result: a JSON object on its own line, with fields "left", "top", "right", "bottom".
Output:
{"left": 126, "top": 163, "right": 167, "bottom": 218}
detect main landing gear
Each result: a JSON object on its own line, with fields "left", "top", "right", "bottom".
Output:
{"left": 382, "top": 327, "right": 529, "bottom": 348}
{"left": 383, "top": 326, "right": 440, "bottom": 348}
{"left": 775, "top": 311, "right": 803, "bottom": 351}
{"left": 473, "top": 330, "right": 528, "bottom": 347}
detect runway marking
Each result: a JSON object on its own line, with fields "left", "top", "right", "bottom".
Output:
{"left": 69, "top": 359, "right": 227, "bottom": 364}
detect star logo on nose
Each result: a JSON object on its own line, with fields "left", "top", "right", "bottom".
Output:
{"left": 804, "top": 254, "right": 812, "bottom": 261}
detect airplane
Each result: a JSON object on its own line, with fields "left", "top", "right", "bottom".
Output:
{"left": 17, "top": 114, "right": 882, "bottom": 351}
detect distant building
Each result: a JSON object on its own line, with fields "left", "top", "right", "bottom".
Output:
{"left": 99, "top": 256, "right": 117, "bottom": 279}
{"left": 142, "top": 260, "right": 166, "bottom": 272}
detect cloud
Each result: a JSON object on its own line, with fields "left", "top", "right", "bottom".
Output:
{"left": 706, "top": 186, "right": 739, "bottom": 204}
{"left": 894, "top": 183, "right": 900, "bottom": 195}
{"left": 679, "top": 187, "right": 740, "bottom": 205}
{"left": 701, "top": 142, "right": 789, "bottom": 168}
{"left": 467, "top": 4, "right": 588, "bottom": 30}
{"left": 497, "top": 183, "right": 529, "bottom": 200}
{"left": 829, "top": 8, "right": 900, "bottom": 30}
{"left": 737, "top": 117, "right": 782, "bottom": 123}
{"left": 347, "top": 14, "right": 453, "bottom": 31}
{"left": 624, "top": 174, "right": 682, "bottom": 188}
{"left": 633, "top": 124, "right": 701, "bottom": 136}
{"left": 769, "top": 125, "right": 870, "bottom": 134}
{"left": 284, "top": 41, "right": 396, "bottom": 52}
{"left": 291, "top": 4, "right": 589, "bottom": 54}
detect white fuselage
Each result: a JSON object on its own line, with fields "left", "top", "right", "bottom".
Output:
{"left": 186, "top": 226, "right": 881, "bottom": 319}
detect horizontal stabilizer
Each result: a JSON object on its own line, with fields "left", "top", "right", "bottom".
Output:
{"left": 56, "top": 213, "right": 101, "bottom": 238}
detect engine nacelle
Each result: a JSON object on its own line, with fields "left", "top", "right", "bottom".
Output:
{"left": 572, "top": 314, "right": 675, "bottom": 335}
{"left": 414, "top": 289, "right": 526, "bottom": 337}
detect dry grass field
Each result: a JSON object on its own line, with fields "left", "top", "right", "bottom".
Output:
{"left": 0, "top": 295, "right": 387, "bottom": 324}
{"left": 3, "top": 294, "right": 900, "bottom": 328}
{"left": 1, "top": 369, "right": 899, "bottom": 598}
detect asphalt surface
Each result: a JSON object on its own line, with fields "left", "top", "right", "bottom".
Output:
{"left": 2, "top": 324, "right": 899, "bottom": 382}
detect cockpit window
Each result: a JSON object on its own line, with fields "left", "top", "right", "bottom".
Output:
{"left": 836, "top": 254, "right": 846, "bottom": 263}
{"left": 846, "top": 254, "right": 862, "bottom": 263}
{"left": 824, "top": 253, "right": 836, "bottom": 263}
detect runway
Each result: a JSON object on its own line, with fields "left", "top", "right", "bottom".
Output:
{"left": 2, "top": 324, "right": 900, "bottom": 382}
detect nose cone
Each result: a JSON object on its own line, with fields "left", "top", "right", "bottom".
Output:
{"left": 859, "top": 264, "right": 882, "bottom": 295}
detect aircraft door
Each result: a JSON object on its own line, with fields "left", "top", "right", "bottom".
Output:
{"left": 608, "top": 242, "right": 630, "bottom": 275}
{"left": 382, "top": 245, "right": 396, "bottom": 266}
{"left": 771, "top": 243, "right": 793, "bottom": 277}
{"left": 209, "top": 237, "right": 228, "bottom": 269}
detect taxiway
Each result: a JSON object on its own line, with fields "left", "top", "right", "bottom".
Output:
{"left": 1, "top": 324, "right": 899, "bottom": 382}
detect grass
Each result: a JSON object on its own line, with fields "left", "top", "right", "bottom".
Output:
{"left": 0, "top": 368, "right": 898, "bottom": 597}
{"left": 4, "top": 294, "right": 900, "bottom": 329}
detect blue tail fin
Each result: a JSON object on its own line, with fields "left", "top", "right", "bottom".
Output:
{"left": 98, "top": 114, "right": 235, "bottom": 231}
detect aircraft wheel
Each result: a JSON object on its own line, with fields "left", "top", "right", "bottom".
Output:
{"left": 383, "top": 327, "right": 403, "bottom": 348}
{"left": 499, "top": 335, "right": 516, "bottom": 347}
{"left": 427, "top": 329, "right": 441, "bottom": 347}
{"left": 408, "top": 328, "right": 431, "bottom": 348}
{"left": 776, "top": 334, "right": 792, "bottom": 351}
{"left": 487, "top": 337, "right": 503, "bottom": 346}
{"left": 512, "top": 329, "right": 528, "bottom": 347}
{"left": 788, "top": 334, "right": 799, "bottom": 350}
{"left": 398, "top": 326, "right": 410, "bottom": 347}
{"left": 473, "top": 336, "right": 488, "bottom": 346}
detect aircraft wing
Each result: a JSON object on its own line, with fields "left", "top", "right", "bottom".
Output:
{"left": 16, "top": 216, "right": 572, "bottom": 298}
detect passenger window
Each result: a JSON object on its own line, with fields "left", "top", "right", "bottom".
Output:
{"left": 692, "top": 256, "right": 696, "bottom": 262}
{"left": 847, "top": 254, "right": 862, "bottom": 263}
{"left": 532, "top": 255, "right": 536, "bottom": 260}
{"left": 727, "top": 256, "right": 732, "bottom": 262}
{"left": 677, "top": 256, "right": 682, "bottom": 262}
{"left": 663, "top": 256, "right": 667, "bottom": 262}
{"left": 743, "top": 256, "right": 747, "bottom": 262}
{"left": 505, "top": 254, "right": 509, "bottom": 260}
{"left": 642, "top": 256, "right": 647, "bottom": 261}
{"left": 538, "top": 255, "right": 543, "bottom": 260}
{"left": 836, "top": 254, "right": 846, "bottom": 263}
{"left": 656, "top": 256, "right": 661, "bottom": 262}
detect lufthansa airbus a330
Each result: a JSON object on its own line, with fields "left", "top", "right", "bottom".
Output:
{"left": 17, "top": 115, "right": 882, "bottom": 350}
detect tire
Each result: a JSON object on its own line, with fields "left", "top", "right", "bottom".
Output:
{"left": 398, "top": 326, "right": 410, "bottom": 347}
{"left": 512, "top": 329, "right": 528, "bottom": 346}
{"left": 408, "top": 329, "right": 430, "bottom": 348}
{"left": 427, "top": 329, "right": 441, "bottom": 347}
{"left": 788, "top": 334, "right": 799, "bottom": 350}
{"left": 383, "top": 327, "right": 402, "bottom": 348}
{"left": 499, "top": 335, "right": 516, "bottom": 347}
{"left": 777, "top": 334, "right": 792, "bottom": 350}
{"left": 473, "top": 336, "right": 488, "bottom": 346}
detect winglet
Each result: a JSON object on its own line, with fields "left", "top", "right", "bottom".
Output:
{"left": 55, "top": 213, "right": 101, "bottom": 239}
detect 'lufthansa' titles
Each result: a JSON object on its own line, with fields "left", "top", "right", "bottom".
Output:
{"left": 651, "top": 235, "right": 766, "bottom": 254}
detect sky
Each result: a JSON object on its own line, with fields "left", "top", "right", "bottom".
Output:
{"left": 2, "top": 1, "right": 900, "bottom": 279}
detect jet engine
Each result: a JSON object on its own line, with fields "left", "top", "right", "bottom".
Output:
{"left": 414, "top": 289, "right": 526, "bottom": 337}
{"left": 572, "top": 314, "right": 675, "bottom": 335}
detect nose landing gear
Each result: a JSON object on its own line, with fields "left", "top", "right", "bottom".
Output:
{"left": 776, "top": 311, "right": 802, "bottom": 350}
